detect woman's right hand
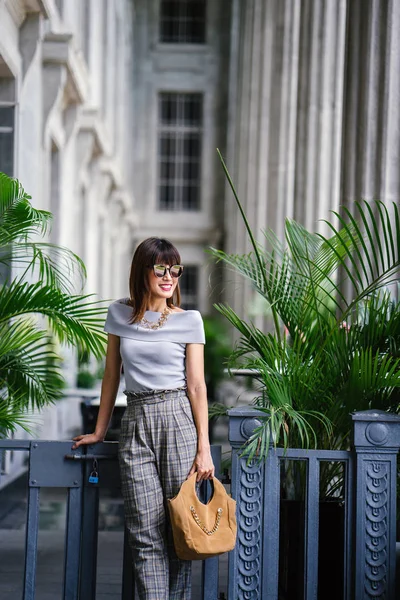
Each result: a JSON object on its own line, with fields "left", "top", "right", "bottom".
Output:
{"left": 71, "top": 432, "right": 104, "bottom": 450}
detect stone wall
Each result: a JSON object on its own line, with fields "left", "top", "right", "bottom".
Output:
{"left": 0, "top": 0, "right": 136, "bottom": 449}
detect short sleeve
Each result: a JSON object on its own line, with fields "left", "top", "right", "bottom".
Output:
{"left": 186, "top": 310, "right": 206, "bottom": 344}
{"left": 103, "top": 300, "right": 128, "bottom": 337}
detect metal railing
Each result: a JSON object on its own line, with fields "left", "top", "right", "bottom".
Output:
{"left": 0, "top": 439, "right": 222, "bottom": 600}
{"left": 1, "top": 407, "right": 399, "bottom": 600}
{"left": 228, "top": 407, "right": 400, "bottom": 600}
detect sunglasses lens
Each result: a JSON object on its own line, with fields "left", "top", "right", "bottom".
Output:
{"left": 153, "top": 265, "right": 165, "bottom": 277}
{"left": 153, "top": 265, "right": 184, "bottom": 278}
{"left": 170, "top": 265, "right": 183, "bottom": 278}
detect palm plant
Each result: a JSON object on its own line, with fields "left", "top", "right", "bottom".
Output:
{"left": 211, "top": 151, "right": 400, "bottom": 463}
{"left": 0, "top": 172, "right": 107, "bottom": 435}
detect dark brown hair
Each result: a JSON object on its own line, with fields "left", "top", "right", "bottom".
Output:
{"left": 128, "top": 237, "right": 182, "bottom": 322}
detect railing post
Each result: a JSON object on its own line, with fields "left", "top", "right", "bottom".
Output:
{"left": 228, "top": 406, "right": 266, "bottom": 600}
{"left": 352, "top": 409, "right": 400, "bottom": 600}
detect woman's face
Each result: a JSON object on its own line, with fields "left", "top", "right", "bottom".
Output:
{"left": 147, "top": 264, "right": 179, "bottom": 302}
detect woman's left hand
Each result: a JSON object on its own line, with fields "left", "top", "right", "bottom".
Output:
{"left": 188, "top": 449, "right": 215, "bottom": 482}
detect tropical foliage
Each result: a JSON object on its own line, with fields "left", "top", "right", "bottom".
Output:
{"left": 211, "top": 151, "right": 400, "bottom": 461}
{"left": 0, "top": 173, "right": 107, "bottom": 435}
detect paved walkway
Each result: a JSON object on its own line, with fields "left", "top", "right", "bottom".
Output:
{"left": 0, "top": 473, "right": 228, "bottom": 600}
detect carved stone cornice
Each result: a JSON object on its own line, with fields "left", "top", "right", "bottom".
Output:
{"left": 23, "top": 0, "right": 50, "bottom": 17}
{"left": 5, "top": 0, "right": 26, "bottom": 26}
{"left": 78, "top": 108, "right": 110, "bottom": 157}
{"left": 113, "top": 191, "right": 138, "bottom": 229}
{"left": 42, "top": 32, "right": 88, "bottom": 105}
{"left": 5, "top": 0, "right": 50, "bottom": 25}
{"left": 98, "top": 156, "right": 123, "bottom": 191}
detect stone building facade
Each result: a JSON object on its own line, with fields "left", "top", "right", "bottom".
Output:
{"left": 1, "top": 1, "right": 399, "bottom": 418}
{"left": 128, "top": 0, "right": 400, "bottom": 317}
{"left": 0, "top": 0, "right": 136, "bottom": 303}
{"left": 1, "top": 0, "right": 399, "bottom": 316}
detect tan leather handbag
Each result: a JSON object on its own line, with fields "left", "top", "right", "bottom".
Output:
{"left": 168, "top": 473, "right": 237, "bottom": 560}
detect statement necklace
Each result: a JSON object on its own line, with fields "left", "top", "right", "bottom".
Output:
{"left": 140, "top": 306, "right": 171, "bottom": 330}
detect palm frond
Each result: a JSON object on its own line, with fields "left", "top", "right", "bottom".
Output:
{"left": 0, "top": 392, "right": 33, "bottom": 436}
{"left": 0, "top": 320, "right": 64, "bottom": 411}
{"left": 0, "top": 243, "right": 87, "bottom": 293}
{"left": 0, "top": 173, "right": 52, "bottom": 243}
{"left": 319, "top": 201, "right": 400, "bottom": 305}
{"left": 0, "top": 281, "right": 107, "bottom": 359}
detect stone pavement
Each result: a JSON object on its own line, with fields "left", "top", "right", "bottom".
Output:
{"left": 0, "top": 474, "right": 229, "bottom": 600}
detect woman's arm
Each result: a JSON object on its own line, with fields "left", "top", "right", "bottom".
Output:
{"left": 72, "top": 333, "right": 122, "bottom": 448}
{"left": 186, "top": 343, "right": 215, "bottom": 481}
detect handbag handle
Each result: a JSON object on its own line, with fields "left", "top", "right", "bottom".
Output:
{"left": 187, "top": 472, "right": 224, "bottom": 494}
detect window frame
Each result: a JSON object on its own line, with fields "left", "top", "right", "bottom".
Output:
{"left": 157, "top": 91, "right": 203, "bottom": 212}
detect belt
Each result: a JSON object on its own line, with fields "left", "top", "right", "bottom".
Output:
{"left": 123, "top": 386, "right": 188, "bottom": 405}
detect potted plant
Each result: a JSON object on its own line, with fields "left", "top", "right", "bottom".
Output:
{"left": 0, "top": 173, "right": 107, "bottom": 435}
{"left": 210, "top": 152, "right": 400, "bottom": 598}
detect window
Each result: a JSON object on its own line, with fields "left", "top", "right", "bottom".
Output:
{"left": 160, "top": 0, "right": 206, "bottom": 44}
{"left": 180, "top": 265, "right": 199, "bottom": 310}
{"left": 0, "top": 104, "right": 14, "bottom": 176}
{"left": 158, "top": 93, "right": 202, "bottom": 211}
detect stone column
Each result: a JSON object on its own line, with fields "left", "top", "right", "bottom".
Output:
{"left": 341, "top": 0, "right": 400, "bottom": 207}
{"left": 224, "top": 0, "right": 348, "bottom": 319}
{"left": 294, "top": 0, "right": 347, "bottom": 233}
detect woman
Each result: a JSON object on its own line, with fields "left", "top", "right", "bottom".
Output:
{"left": 72, "top": 237, "right": 214, "bottom": 600}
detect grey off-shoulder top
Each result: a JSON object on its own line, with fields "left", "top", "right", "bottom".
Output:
{"left": 104, "top": 298, "right": 205, "bottom": 392}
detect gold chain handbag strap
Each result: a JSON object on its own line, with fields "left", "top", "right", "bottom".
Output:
{"left": 189, "top": 505, "right": 223, "bottom": 536}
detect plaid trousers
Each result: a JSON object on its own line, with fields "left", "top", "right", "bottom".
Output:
{"left": 118, "top": 387, "right": 197, "bottom": 600}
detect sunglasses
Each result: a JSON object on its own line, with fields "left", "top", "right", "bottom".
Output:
{"left": 152, "top": 264, "right": 184, "bottom": 278}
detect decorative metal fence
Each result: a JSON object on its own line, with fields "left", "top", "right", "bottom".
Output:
{"left": 228, "top": 407, "right": 400, "bottom": 600}
{"left": 0, "top": 408, "right": 399, "bottom": 600}
{"left": 0, "top": 440, "right": 222, "bottom": 600}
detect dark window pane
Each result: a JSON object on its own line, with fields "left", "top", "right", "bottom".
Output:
{"left": 160, "top": 94, "right": 178, "bottom": 124}
{"left": 182, "top": 185, "right": 199, "bottom": 210}
{"left": 159, "top": 185, "right": 176, "bottom": 209}
{"left": 0, "top": 106, "right": 14, "bottom": 177}
{"left": 0, "top": 106, "right": 14, "bottom": 127}
{"left": 182, "top": 160, "right": 199, "bottom": 180}
{"left": 159, "top": 135, "right": 176, "bottom": 157}
{"left": 0, "top": 132, "right": 13, "bottom": 177}
{"left": 183, "top": 134, "right": 200, "bottom": 157}
{"left": 180, "top": 265, "right": 199, "bottom": 309}
{"left": 160, "top": 161, "right": 176, "bottom": 179}
{"left": 160, "top": 0, "right": 206, "bottom": 44}
{"left": 183, "top": 96, "right": 202, "bottom": 125}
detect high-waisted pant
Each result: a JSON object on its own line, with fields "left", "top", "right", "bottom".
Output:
{"left": 118, "top": 387, "right": 197, "bottom": 600}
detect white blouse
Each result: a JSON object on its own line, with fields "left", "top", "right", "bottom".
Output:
{"left": 104, "top": 298, "right": 205, "bottom": 392}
